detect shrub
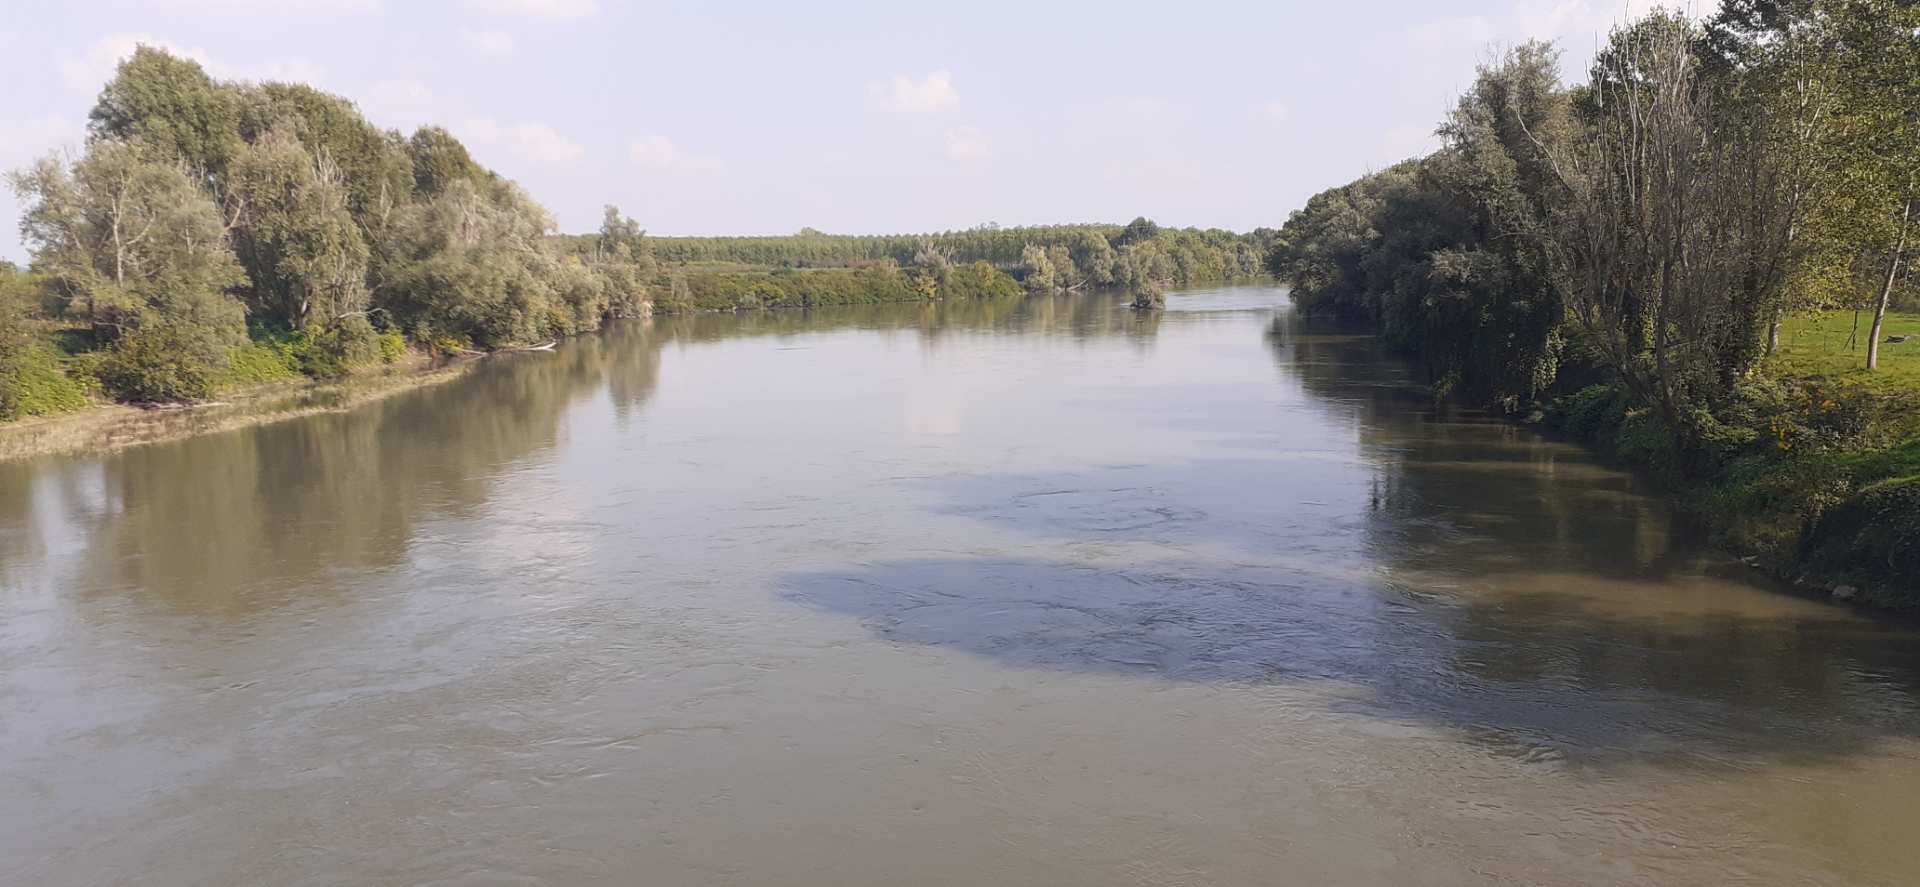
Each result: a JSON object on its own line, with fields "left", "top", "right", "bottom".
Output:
{"left": 293, "top": 317, "right": 382, "bottom": 379}
{"left": 0, "top": 342, "right": 90, "bottom": 420}
{"left": 96, "top": 324, "right": 224, "bottom": 402}
{"left": 377, "top": 331, "right": 407, "bottom": 363}
{"left": 1800, "top": 476, "right": 1920, "bottom": 605}
{"left": 1549, "top": 383, "right": 1628, "bottom": 441}
{"left": 219, "top": 338, "right": 303, "bottom": 386}
{"left": 941, "top": 262, "right": 1022, "bottom": 301}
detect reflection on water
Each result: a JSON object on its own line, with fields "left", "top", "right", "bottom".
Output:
{"left": 3, "top": 287, "right": 1919, "bottom": 886}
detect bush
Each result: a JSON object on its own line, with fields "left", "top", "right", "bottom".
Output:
{"left": 278, "top": 317, "right": 381, "bottom": 379}
{"left": 0, "top": 342, "right": 90, "bottom": 420}
{"left": 1550, "top": 383, "right": 1629, "bottom": 441}
{"left": 377, "top": 331, "right": 407, "bottom": 363}
{"left": 941, "top": 262, "right": 1023, "bottom": 301}
{"left": 1800, "top": 475, "right": 1920, "bottom": 605}
{"left": 219, "top": 338, "right": 303, "bottom": 386}
{"left": 96, "top": 324, "right": 224, "bottom": 402}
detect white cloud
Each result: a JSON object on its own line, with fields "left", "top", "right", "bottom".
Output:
{"left": 357, "top": 79, "right": 434, "bottom": 128}
{"left": 489, "top": 0, "right": 597, "bottom": 18}
{"left": 254, "top": 60, "right": 325, "bottom": 84}
{"left": 460, "top": 115, "right": 503, "bottom": 143}
{"left": 871, "top": 69, "right": 958, "bottom": 113}
{"left": 628, "top": 135, "right": 723, "bottom": 173}
{"left": 65, "top": 34, "right": 211, "bottom": 89}
{"left": 511, "top": 123, "right": 585, "bottom": 164}
{"left": 64, "top": 34, "right": 322, "bottom": 90}
{"left": 943, "top": 126, "right": 990, "bottom": 163}
{"left": 456, "top": 118, "right": 584, "bottom": 165}
{"left": 459, "top": 28, "right": 517, "bottom": 55}
{"left": 1258, "top": 101, "right": 1290, "bottom": 123}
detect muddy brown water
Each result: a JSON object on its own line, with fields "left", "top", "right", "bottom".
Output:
{"left": 4, "top": 286, "right": 1919, "bottom": 886}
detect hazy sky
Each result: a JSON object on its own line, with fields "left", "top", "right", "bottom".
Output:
{"left": 0, "top": 0, "right": 1673, "bottom": 262}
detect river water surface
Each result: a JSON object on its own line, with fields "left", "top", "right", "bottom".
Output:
{"left": 4, "top": 286, "right": 1920, "bottom": 885}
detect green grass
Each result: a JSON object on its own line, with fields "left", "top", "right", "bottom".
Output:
{"left": 1768, "top": 309, "right": 1920, "bottom": 393}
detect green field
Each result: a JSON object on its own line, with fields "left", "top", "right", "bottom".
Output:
{"left": 1767, "top": 310, "right": 1920, "bottom": 393}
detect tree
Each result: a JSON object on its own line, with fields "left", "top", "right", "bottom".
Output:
{"left": 88, "top": 46, "right": 241, "bottom": 183}
{"left": 1536, "top": 11, "right": 1821, "bottom": 441}
{"left": 1702, "top": 0, "right": 1834, "bottom": 358}
{"left": 9, "top": 141, "right": 244, "bottom": 337}
{"left": 235, "top": 82, "right": 414, "bottom": 235}
{"left": 1114, "top": 216, "right": 1160, "bottom": 247}
{"left": 406, "top": 126, "right": 481, "bottom": 198}
{"left": 1020, "top": 243, "right": 1057, "bottom": 293}
{"left": 1045, "top": 245, "right": 1077, "bottom": 291}
{"left": 229, "top": 123, "right": 371, "bottom": 329}
{"left": 1811, "top": 0, "right": 1919, "bottom": 371}
{"left": 376, "top": 176, "right": 568, "bottom": 346}
{"left": 1070, "top": 230, "right": 1116, "bottom": 287}
{"left": 596, "top": 204, "right": 646, "bottom": 261}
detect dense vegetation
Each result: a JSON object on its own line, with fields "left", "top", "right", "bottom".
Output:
{"left": 0, "top": 46, "right": 661, "bottom": 412}
{"left": 558, "top": 219, "right": 1266, "bottom": 313}
{"left": 15, "top": 48, "right": 1226, "bottom": 420}
{"left": 558, "top": 219, "right": 1267, "bottom": 288}
{"left": 1268, "top": 0, "right": 1919, "bottom": 600}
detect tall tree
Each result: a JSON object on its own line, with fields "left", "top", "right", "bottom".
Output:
{"left": 228, "top": 123, "right": 371, "bottom": 328}
{"left": 88, "top": 46, "right": 241, "bottom": 183}
{"left": 9, "top": 141, "right": 244, "bottom": 336}
{"left": 1816, "top": 0, "right": 1919, "bottom": 370}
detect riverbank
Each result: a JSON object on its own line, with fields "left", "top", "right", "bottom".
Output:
{"left": 0, "top": 353, "right": 478, "bottom": 463}
{"left": 1531, "top": 310, "right": 1920, "bottom": 609}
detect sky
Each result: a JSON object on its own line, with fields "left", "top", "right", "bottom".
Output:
{"left": 0, "top": 0, "right": 1677, "bottom": 263}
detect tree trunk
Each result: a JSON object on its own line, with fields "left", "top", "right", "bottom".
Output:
{"left": 1867, "top": 197, "right": 1913, "bottom": 372}
{"left": 1767, "top": 311, "right": 1781, "bottom": 355}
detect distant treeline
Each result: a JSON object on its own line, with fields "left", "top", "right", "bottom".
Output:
{"left": 559, "top": 217, "right": 1268, "bottom": 296}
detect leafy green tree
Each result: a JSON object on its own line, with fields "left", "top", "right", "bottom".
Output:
{"left": 1019, "top": 243, "right": 1057, "bottom": 293}
{"left": 88, "top": 46, "right": 241, "bottom": 181}
{"left": 406, "top": 126, "right": 481, "bottom": 198}
{"left": 1070, "top": 230, "right": 1116, "bottom": 287}
{"left": 9, "top": 141, "right": 245, "bottom": 340}
{"left": 229, "top": 123, "right": 371, "bottom": 329}
{"left": 1809, "top": 0, "right": 1919, "bottom": 370}
{"left": 234, "top": 82, "right": 414, "bottom": 233}
{"left": 1045, "top": 245, "right": 1077, "bottom": 291}
{"left": 1114, "top": 216, "right": 1160, "bottom": 247}
{"left": 376, "top": 176, "right": 570, "bottom": 346}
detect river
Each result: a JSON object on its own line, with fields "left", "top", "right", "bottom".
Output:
{"left": 3, "top": 285, "right": 1918, "bottom": 886}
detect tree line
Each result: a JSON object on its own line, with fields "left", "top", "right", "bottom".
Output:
{"left": 13, "top": 47, "right": 1234, "bottom": 415}
{"left": 1267, "top": 0, "right": 1918, "bottom": 595}
{"left": 559, "top": 217, "right": 1268, "bottom": 313}
{"left": 0, "top": 47, "right": 675, "bottom": 406}
{"left": 1271, "top": 0, "right": 1915, "bottom": 426}
{"left": 564, "top": 218, "right": 1267, "bottom": 283}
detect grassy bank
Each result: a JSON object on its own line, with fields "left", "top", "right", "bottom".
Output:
{"left": 0, "top": 349, "right": 475, "bottom": 463}
{"left": 1541, "top": 311, "right": 1920, "bottom": 607}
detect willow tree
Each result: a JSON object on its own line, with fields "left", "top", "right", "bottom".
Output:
{"left": 229, "top": 123, "right": 370, "bottom": 329}
{"left": 1020, "top": 243, "right": 1057, "bottom": 293}
{"left": 9, "top": 143, "right": 246, "bottom": 399}
{"left": 87, "top": 46, "right": 241, "bottom": 185}
{"left": 8, "top": 142, "right": 244, "bottom": 337}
